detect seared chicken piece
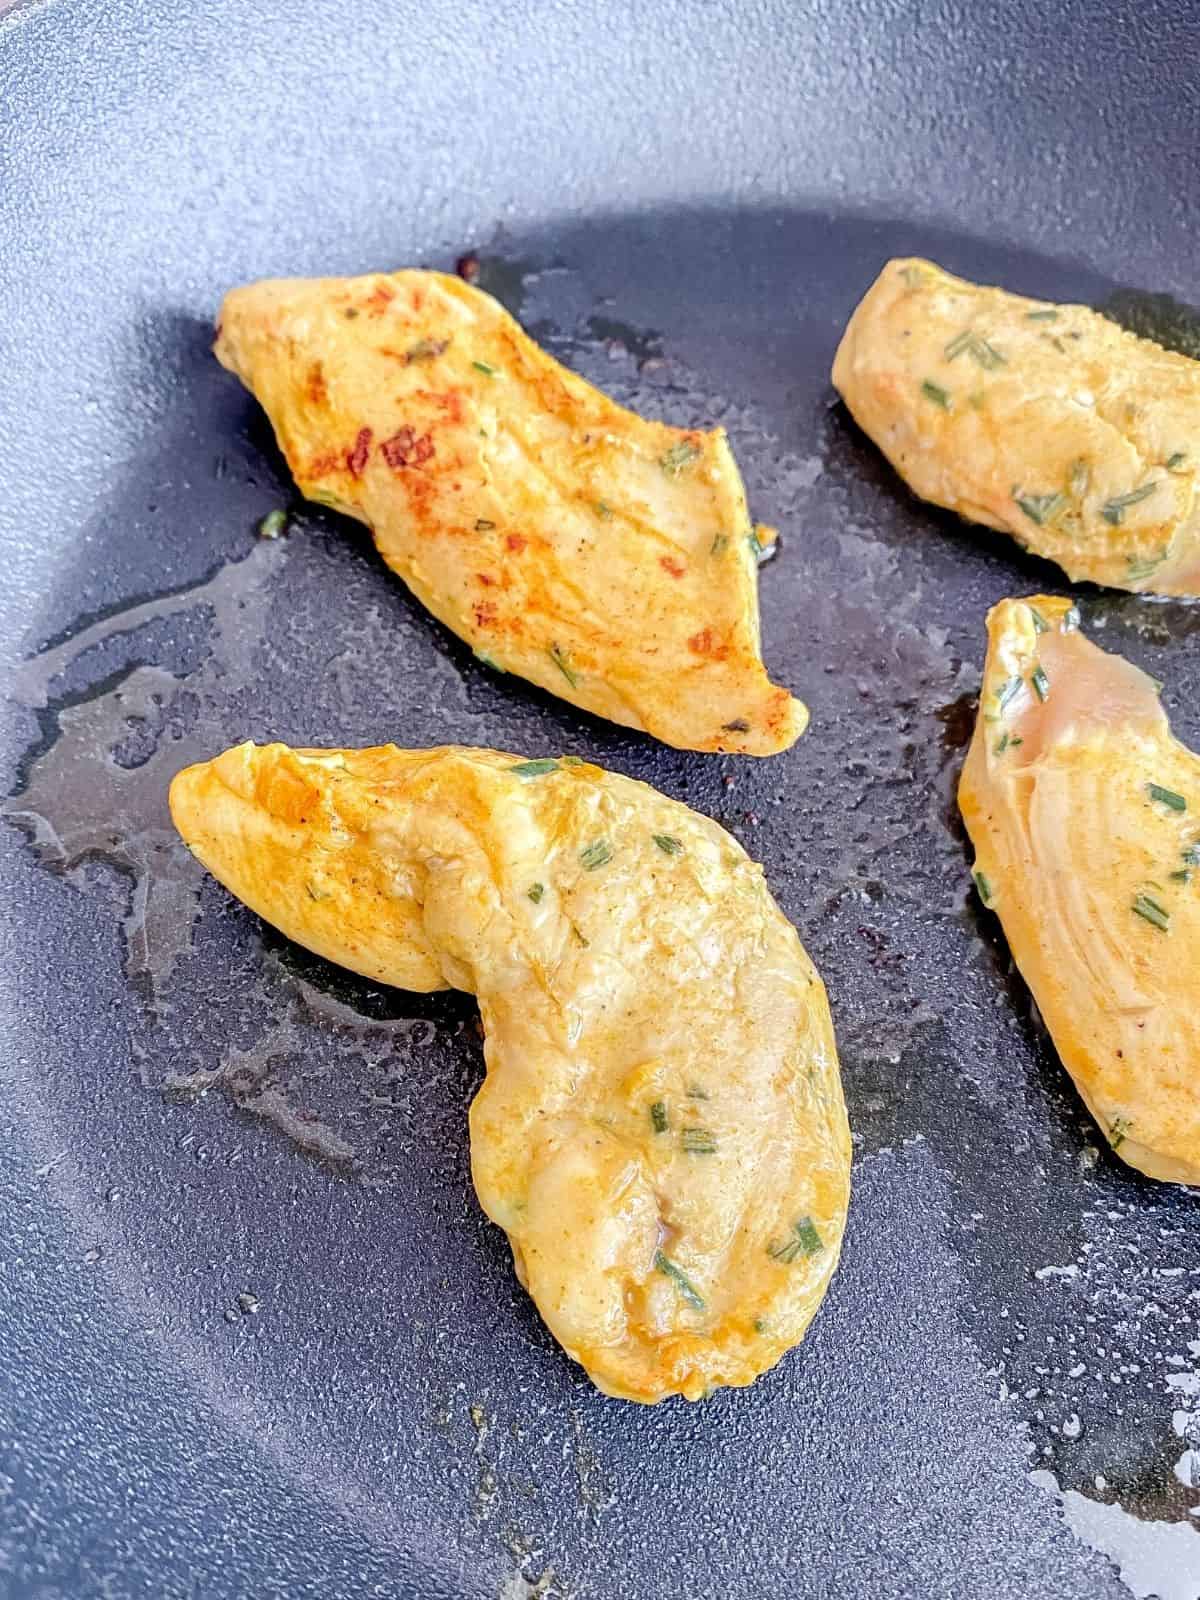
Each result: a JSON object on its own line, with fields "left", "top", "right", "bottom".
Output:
{"left": 170, "top": 743, "right": 850, "bottom": 1400}
{"left": 833, "top": 258, "right": 1200, "bottom": 595}
{"left": 215, "top": 272, "right": 805, "bottom": 754}
{"left": 960, "top": 597, "right": 1200, "bottom": 1183}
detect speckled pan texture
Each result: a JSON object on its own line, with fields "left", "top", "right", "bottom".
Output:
{"left": 2, "top": 3, "right": 1199, "bottom": 1598}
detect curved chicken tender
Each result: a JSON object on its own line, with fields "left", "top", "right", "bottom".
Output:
{"left": 169, "top": 742, "right": 850, "bottom": 1400}
{"left": 214, "top": 272, "right": 806, "bottom": 754}
{"left": 833, "top": 258, "right": 1200, "bottom": 595}
{"left": 960, "top": 596, "right": 1200, "bottom": 1184}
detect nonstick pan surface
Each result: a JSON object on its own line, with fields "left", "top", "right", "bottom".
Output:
{"left": 3, "top": 3, "right": 1199, "bottom": 1596}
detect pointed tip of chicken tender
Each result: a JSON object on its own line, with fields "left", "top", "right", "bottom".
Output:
{"left": 170, "top": 739, "right": 850, "bottom": 1400}
{"left": 214, "top": 270, "right": 806, "bottom": 755}
{"left": 960, "top": 597, "right": 1200, "bottom": 1184}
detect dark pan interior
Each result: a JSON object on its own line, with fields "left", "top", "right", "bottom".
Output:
{"left": 2, "top": 3, "right": 1199, "bottom": 1596}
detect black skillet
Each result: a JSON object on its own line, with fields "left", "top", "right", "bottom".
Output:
{"left": 3, "top": 2, "right": 1199, "bottom": 1595}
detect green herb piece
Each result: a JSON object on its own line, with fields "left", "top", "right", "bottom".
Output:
{"left": 1069, "top": 459, "right": 1091, "bottom": 496}
{"left": 650, "top": 1101, "right": 669, "bottom": 1134}
{"left": 1015, "top": 490, "right": 1065, "bottom": 526}
{"left": 560, "top": 754, "right": 585, "bottom": 765}
{"left": 921, "top": 379, "right": 951, "bottom": 410}
{"left": 900, "top": 265, "right": 926, "bottom": 288}
{"left": 1147, "top": 782, "right": 1187, "bottom": 812}
{"left": 1132, "top": 892, "right": 1170, "bottom": 932}
{"left": 406, "top": 337, "right": 449, "bottom": 362}
{"left": 653, "top": 834, "right": 684, "bottom": 855}
{"left": 654, "top": 1250, "right": 706, "bottom": 1310}
{"left": 747, "top": 532, "right": 765, "bottom": 561}
{"left": 994, "top": 732, "right": 1011, "bottom": 754}
{"left": 753, "top": 1317, "right": 768, "bottom": 1335}
{"left": 510, "top": 758, "right": 560, "bottom": 778}
{"left": 973, "top": 869, "right": 993, "bottom": 905}
{"left": 1170, "top": 869, "right": 1192, "bottom": 883}
{"left": 527, "top": 882, "right": 545, "bottom": 904}
{"left": 995, "top": 675, "right": 1023, "bottom": 711}
{"left": 472, "top": 359, "right": 497, "bottom": 376}
{"left": 1101, "top": 481, "right": 1158, "bottom": 525}
{"left": 768, "top": 1216, "right": 824, "bottom": 1264}
{"left": 474, "top": 517, "right": 496, "bottom": 531}
{"left": 1109, "top": 1116, "right": 1132, "bottom": 1151}
{"left": 1031, "top": 665, "right": 1050, "bottom": 702}
{"left": 473, "top": 649, "right": 505, "bottom": 672}
{"left": 686, "top": 1086, "right": 709, "bottom": 1100}
{"left": 258, "top": 508, "right": 288, "bottom": 540}
{"left": 1029, "top": 606, "right": 1049, "bottom": 633}
{"left": 343, "top": 307, "right": 360, "bottom": 319}
{"left": 1185, "top": 844, "right": 1200, "bottom": 867}
{"left": 547, "top": 643, "right": 579, "bottom": 688}
{"left": 944, "top": 330, "right": 1006, "bottom": 370}
{"left": 1168, "top": 452, "right": 1188, "bottom": 470}
{"left": 594, "top": 500, "right": 614, "bottom": 520}
{"left": 660, "top": 439, "right": 702, "bottom": 476}
{"left": 710, "top": 533, "right": 729, "bottom": 555}
{"left": 1127, "top": 551, "right": 1167, "bottom": 580}
{"left": 1025, "top": 309, "right": 1059, "bottom": 322}
{"left": 681, "top": 1127, "right": 717, "bottom": 1155}
{"left": 579, "top": 840, "right": 613, "bottom": 871}
{"left": 1062, "top": 605, "right": 1081, "bottom": 632}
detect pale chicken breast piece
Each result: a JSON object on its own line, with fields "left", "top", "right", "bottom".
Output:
{"left": 833, "top": 258, "right": 1200, "bottom": 595}
{"left": 214, "top": 272, "right": 806, "bottom": 755}
{"left": 960, "top": 596, "right": 1200, "bottom": 1183}
{"left": 169, "top": 742, "right": 851, "bottom": 1401}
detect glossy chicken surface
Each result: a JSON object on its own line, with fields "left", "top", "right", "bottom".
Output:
{"left": 215, "top": 272, "right": 805, "bottom": 754}
{"left": 170, "top": 742, "right": 851, "bottom": 1400}
{"left": 960, "top": 597, "right": 1200, "bottom": 1183}
{"left": 833, "top": 258, "right": 1200, "bottom": 595}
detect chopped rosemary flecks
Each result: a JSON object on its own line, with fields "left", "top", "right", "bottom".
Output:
{"left": 921, "top": 379, "right": 951, "bottom": 410}
{"left": 1170, "top": 869, "right": 1193, "bottom": 883}
{"left": 973, "top": 869, "right": 993, "bottom": 905}
{"left": 994, "top": 731, "right": 1023, "bottom": 755}
{"left": 710, "top": 533, "right": 729, "bottom": 555}
{"left": 1101, "top": 481, "right": 1158, "bottom": 525}
{"left": 1031, "top": 664, "right": 1050, "bottom": 702}
{"left": 1028, "top": 606, "right": 1049, "bottom": 633}
{"left": 650, "top": 1101, "right": 669, "bottom": 1134}
{"left": 527, "top": 882, "right": 545, "bottom": 903}
{"left": 406, "top": 337, "right": 449, "bottom": 362}
{"left": 1184, "top": 843, "right": 1200, "bottom": 867}
{"left": 258, "top": 508, "right": 288, "bottom": 540}
{"left": 1014, "top": 490, "right": 1065, "bottom": 526}
{"left": 1147, "top": 782, "right": 1187, "bottom": 812}
{"left": 768, "top": 1216, "right": 824, "bottom": 1263}
{"left": 900, "top": 264, "right": 926, "bottom": 288}
{"left": 1062, "top": 605, "right": 1081, "bottom": 632}
{"left": 944, "top": 329, "right": 1005, "bottom": 370}
{"left": 472, "top": 359, "right": 497, "bottom": 376}
{"left": 681, "top": 1127, "right": 717, "bottom": 1155}
{"left": 659, "top": 439, "right": 702, "bottom": 476}
{"left": 653, "top": 833, "right": 683, "bottom": 855}
{"left": 1069, "top": 459, "right": 1091, "bottom": 497}
{"left": 560, "top": 754, "right": 585, "bottom": 765}
{"left": 753, "top": 1317, "right": 768, "bottom": 1335}
{"left": 474, "top": 517, "right": 497, "bottom": 531}
{"left": 510, "top": 758, "right": 560, "bottom": 778}
{"left": 747, "top": 532, "right": 766, "bottom": 561}
{"left": 1109, "top": 1116, "right": 1132, "bottom": 1151}
{"left": 594, "top": 500, "right": 614, "bottom": 520}
{"left": 473, "top": 649, "right": 505, "bottom": 672}
{"left": 1167, "top": 452, "right": 1188, "bottom": 471}
{"left": 547, "top": 643, "right": 579, "bottom": 687}
{"left": 686, "top": 1086, "right": 709, "bottom": 1100}
{"left": 1127, "top": 550, "right": 1167, "bottom": 580}
{"left": 654, "top": 1250, "right": 706, "bottom": 1310}
{"left": 995, "top": 675, "right": 1023, "bottom": 711}
{"left": 579, "top": 839, "right": 613, "bottom": 871}
{"left": 1132, "top": 892, "right": 1170, "bottom": 932}
{"left": 1025, "top": 308, "right": 1059, "bottom": 322}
